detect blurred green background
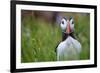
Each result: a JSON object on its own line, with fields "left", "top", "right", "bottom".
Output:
{"left": 21, "top": 10, "right": 90, "bottom": 63}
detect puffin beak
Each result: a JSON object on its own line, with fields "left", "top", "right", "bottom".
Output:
{"left": 66, "top": 20, "right": 70, "bottom": 34}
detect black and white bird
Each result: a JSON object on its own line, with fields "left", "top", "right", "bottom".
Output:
{"left": 56, "top": 17, "right": 81, "bottom": 61}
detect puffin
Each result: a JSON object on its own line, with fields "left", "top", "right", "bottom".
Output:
{"left": 56, "top": 17, "right": 82, "bottom": 61}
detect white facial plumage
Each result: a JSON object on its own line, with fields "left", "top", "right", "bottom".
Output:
{"left": 60, "top": 17, "right": 74, "bottom": 33}
{"left": 60, "top": 18, "right": 67, "bottom": 31}
{"left": 69, "top": 17, "right": 74, "bottom": 32}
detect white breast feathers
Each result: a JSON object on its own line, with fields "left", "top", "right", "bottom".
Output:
{"left": 57, "top": 36, "right": 81, "bottom": 61}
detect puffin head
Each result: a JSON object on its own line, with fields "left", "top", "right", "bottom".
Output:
{"left": 60, "top": 17, "right": 74, "bottom": 34}
{"left": 60, "top": 17, "right": 75, "bottom": 41}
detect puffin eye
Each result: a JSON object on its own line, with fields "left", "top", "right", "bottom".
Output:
{"left": 72, "top": 21, "right": 74, "bottom": 24}
{"left": 62, "top": 21, "right": 64, "bottom": 24}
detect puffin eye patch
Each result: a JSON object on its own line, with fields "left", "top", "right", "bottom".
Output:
{"left": 62, "top": 21, "right": 64, "bottom": 24}
{"left": 72, "top": 21, "right": 74, "bottom": 24}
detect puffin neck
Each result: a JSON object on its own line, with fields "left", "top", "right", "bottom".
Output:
{"left": 62, "top": 32, "right": 76, "bottom": 41}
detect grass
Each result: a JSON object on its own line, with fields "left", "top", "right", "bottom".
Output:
{"left": 21, "top": 14, "right": 90, "bottom": 63}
